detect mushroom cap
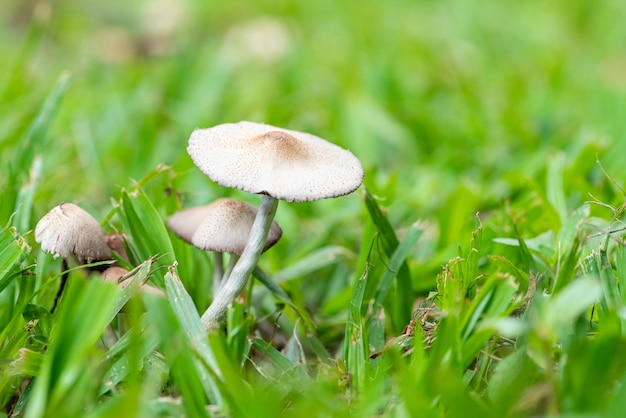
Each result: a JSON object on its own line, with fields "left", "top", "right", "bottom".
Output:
{"left": 34, "top": 203, "right": 112, "bottom": 263}
{"left": 167, "top": 204, "right": 216, "bottom": 244}
{"left": 187, "top": 121, "right": 364, "bottom": 202}
{"left": 105, "top": 232, "right": 130, "bottom": 263}
{"left": 169, "top": 198, "right": 282, "bottom": 255}
{"left": 100, "top": 266, "right": 130, "bottom": 283}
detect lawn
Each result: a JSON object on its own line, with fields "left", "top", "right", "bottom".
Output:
{"left": 2, "top": 0, "right": 626, "bottom": 416}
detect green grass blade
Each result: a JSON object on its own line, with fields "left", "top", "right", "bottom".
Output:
{"left": 0, "top": 226, "right": 29, "bottom": 291}
{"left": 273, "top": 245, "right": 355, "bottom": 282}
{"left": 363, "top": 188, "right": 415, "bottom": 331}
{"left": 143, "top": 292, "right": 211, "bottom": 418}
{"left": 253, "top": 266, "right": 316, "bottom": 331}
{"left": 546, "top": 152, "right": 567, "bottom": 224}
{"left": 11, "top": 156, "right": 42, "bottom": 234}
{"left": 616, "top": 244, "right": 626, "bottom": 307}
{"left": 118, "top": 180, "right": 175, "bottom": 287}
{"left": 370, "top": 221, "right": 423, "bottom": 341}
{"left": 14, "top": 72, "right": 73, "bottom": 171}
{"left": 23, "top": 278, "right": 119, "bottom": 418}
{"left": 344, "top": 264, "right": 369, "bottom": 396}
{"left": 162, "top": 266, "right": 224, "bottom": 404}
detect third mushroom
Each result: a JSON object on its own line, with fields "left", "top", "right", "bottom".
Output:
{"left": 168, "top": 197, "right": 282, "bottom": 294}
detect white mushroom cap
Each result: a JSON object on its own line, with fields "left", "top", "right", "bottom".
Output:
{"left": 166, "top": 205, "right": 215, "bottom": 244}
{"left": 168, "top": 198, "right": 282, "bottom": 255}
{"left": 187, "top": 121, "right": 364, "bottom": 202}
{"left": 35, "top": 203, "right": 112, "bottom": 263}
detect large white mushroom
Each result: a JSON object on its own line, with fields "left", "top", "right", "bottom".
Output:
{"left": 187, "top": 121, "right": 363, "bottom": 330}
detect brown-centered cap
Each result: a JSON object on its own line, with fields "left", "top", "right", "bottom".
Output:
{"left": 187, "top": 121, "right": 364, "bottom": 202}
{"left": 168, "top": 198, "right": 282, "bottom": 255}
{"left": 35, "top": 202, "right": 112, "bottom": 263}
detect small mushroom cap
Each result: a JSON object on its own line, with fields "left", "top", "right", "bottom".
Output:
{"left": 100, "top": 266, "right": 165, "bottom": 297}
{"left": 100, "top": 266, "right": 130, "bottom": 283}
{"left": 167, "top": 204, "right": 216, "bottom": 244}
{"left": 187, "top": 121, "right": 364, "bottom": 202}
{"left": 35, "top": 203, "right": 112, "bottom": 263}
{"left": 169, "top": 198, "right": 282, "bottom": 255}
{"left": 105, "top": 232, "right": 130, "bottom": 263}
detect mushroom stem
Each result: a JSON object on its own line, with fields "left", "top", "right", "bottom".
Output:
{"left": 221, "top": 254, "right": 240, "bottom": 284}
{"left": 51, "top": 259, "right": 69, "bottom": 313}
{"left": 201, "top": 195, "right": 279, "bottom": 330}
{"left": 212, "top": 252, "right": 224, "bottom": 294}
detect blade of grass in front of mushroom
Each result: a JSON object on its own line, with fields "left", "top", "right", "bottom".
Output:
{"left": 118, "top": 185, "right": 176, "bottom": 287}
{"left": 162, "top": 266, "right": 226, "bottom": 407}
{"left": 22, "top": 278, "right": 120, "bottom": 417}
{"left": 99, "top": 314, "right": 162, "bottom": 397}
{"left": 164, "top": 266, "right": 269, "bottom": 415}
{"left": 142, "top": 292, "right": 213, "bottom": 418}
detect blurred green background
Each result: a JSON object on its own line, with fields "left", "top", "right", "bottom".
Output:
{"left": 2, "top": 0, "right": 626, "bottom": 285}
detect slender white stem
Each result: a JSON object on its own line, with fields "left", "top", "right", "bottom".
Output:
{"left": 212, "top": 252, "right": 223, "bottom": 295}
{"left": 221, "top": 254, "right": 240, "bottom": 284}
{"left": 212, "top": 253, "right": 239, "bottom": 295}
{"left": 201, "top": 195, "right": 279, "bottom": 330}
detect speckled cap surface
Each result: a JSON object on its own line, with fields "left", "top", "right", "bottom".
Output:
{"left": 187, "top": 121, "right": 364, "bottom": 202}
{"left": 168, "top": 198, "right": 282, "bottom": 255}
{"left": 34, "top": 203, "right": 112, "bottom": 263}
{"left": 167, "top": 204, "right": 216, "bottom": 244}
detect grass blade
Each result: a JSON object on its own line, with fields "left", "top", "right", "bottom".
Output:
{"left": 363, "top": 188, "right": 415, "bottom": 332}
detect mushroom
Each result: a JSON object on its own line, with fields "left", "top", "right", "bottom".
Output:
{"left": 105, "top": 232, "right": 131, "bottom": 264}
{"left": 35, "top": 203, "right": 112, "bottom": 262}
{"left": 100, "top": 265, "right": 165, "bottom": 297}
{"left": 187, "top": 121, "right": 363, "bottom": 330}
{"left": 35, "top": 202, "right": 113, "bottom": 311}
{"left": 100, "top": 266, "right": 131, "bottom": 283}
{"left": 167, "top": 198, "right": 282, "bottom": 293}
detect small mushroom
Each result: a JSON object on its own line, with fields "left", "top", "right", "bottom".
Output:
{"left": 190, "top": 198, "right": 283, "bottom": 255}
{"left": 168, "top": 198, "right": 282, "bottom": 293}
{"left": 100, "top": 265, "right": 165, "bottom": 297}
{"left": 35, "top": 202, "right": 112, "bottom": 263}
{"left": 187, "top": 121, "right": 363, "bottom": 329}
{"left": 105, "top": 232, "right": 131, "bottom": 264}
{"left": 35, "top": 202, "right": 113, "bottom": 311}
{"left": 100, "top": 266, "right": 131, "bottom": 283}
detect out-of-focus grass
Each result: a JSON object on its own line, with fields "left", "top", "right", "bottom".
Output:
{"left": 2, "top": 0, "right": 626, "bottom": 416}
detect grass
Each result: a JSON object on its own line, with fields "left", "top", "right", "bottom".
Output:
{"left": 2, "top": 0, "right": 626, "bottom": 416}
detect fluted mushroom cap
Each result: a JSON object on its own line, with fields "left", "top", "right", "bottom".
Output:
{"left": 187, "top": 121, "right": 364, "bottom": 202}
{"left": 168, "top": 198, "right": 282, "bottom": 255}
{"left": 35, "top": 203, "right": 112, "bottom": 263}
